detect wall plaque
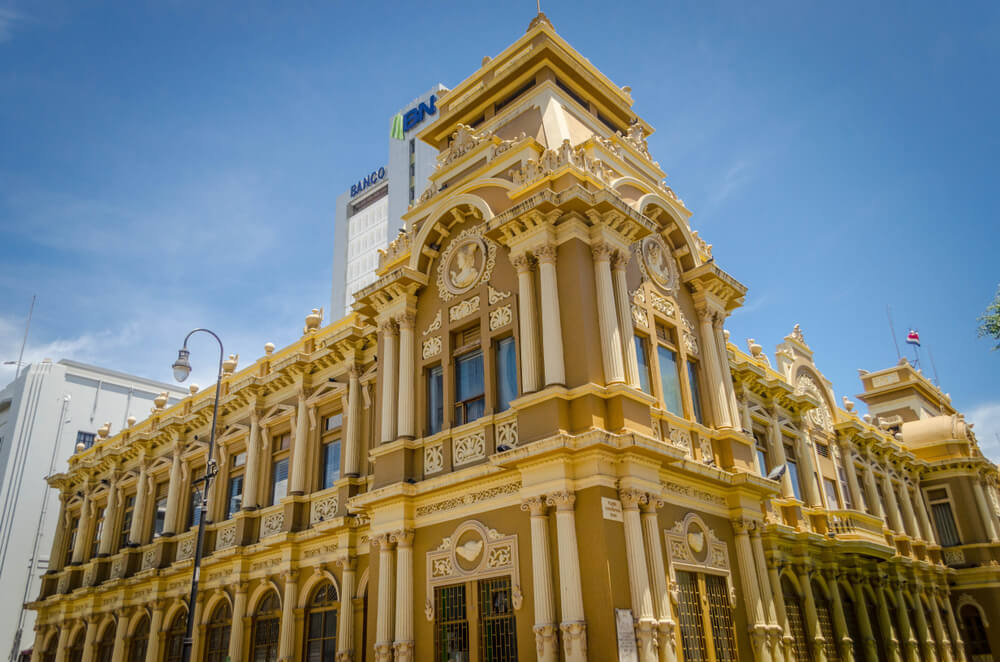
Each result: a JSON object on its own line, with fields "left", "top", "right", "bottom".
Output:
{"left": 602, "top": 497, "right": 624, "bottom": 522}
{"left": 615, "top": 608, "right": 639, "bottom": 662}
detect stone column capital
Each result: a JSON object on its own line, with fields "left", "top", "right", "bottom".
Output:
{"left": 511, "top": 253, "right": 535, "bottom": 273}
{"left": 610, "top": 250, "right": 629, "bottom": 272}
{"left": 336, "top": 555, "right": 357, "bottom": 571}
{"left": 398, "top": 313, "right": 416, "bottom": 330}
{"left": 639, "top": 496, "right": 664, "bottom": 514}
{"left": 590, "top": 242, "right": 612, "bottom": 262}
{"left": 391, "top": 530, "right": 414, "bottom": 548}
{"left": 379, "top": 319, "right": 399, "bottom": 336}
{"left": 521, "top": 496, "right": 548, "bottom": 517}
{"left": 546, "top": 491, "right": 576, "bottom": 511}
{"left": 618, "top": 488, "right": 648, "bottom": 510}
{"left": 535, "top": 243, "right": 558, "bottom": 264}
{"left": 372, "top": 533, "right": 395, "bottom": 550}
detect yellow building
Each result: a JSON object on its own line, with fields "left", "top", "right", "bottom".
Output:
{"left": 29, "top": 14, "right": 1000, "bottom": 662}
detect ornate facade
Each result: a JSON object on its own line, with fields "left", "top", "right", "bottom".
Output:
{"left": 29, "top": 14, "right": 1000, "bottom": 662}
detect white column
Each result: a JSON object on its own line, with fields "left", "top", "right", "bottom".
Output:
{"left": 735, "top": 519, "right": 771, "bottom": 662}
{"left": 535, "top": 244, "right": 566, "bottom": 386}
{"left": 713, "top": 319, "right": 742, "bottom": 427}
{"left": 797, "top": 431, "right": 823, "bottom": 508}
{"left": 611, "top": 251, "right": 640, "bottom": 388}
{"left": 290, "top": 384, "right": 310, "bottom": 495}
{"left": 927, "top": 591, "right": 954, "bottom": 662}
{"left": 379, "top": 320, "right": 399, "bottom": 443}
{"left": 751, "top": 527, "right": 784, "bottom": 662}
{"left": 111, "top": 609, "right": 129, "bottom": 662}
{"left": 374, "top": 535, "right": 395, "bottom": 662}
{"left": 898, "top": 482, "right": 921, "bottom": 539}
{"left": 882, "top": 473, "right": 905, "bottom": 534}
{"left": 696, "top": 308, "right": 732, "bottom": 428}
{"left": 129, "top": 464, "right": 149, "bottom": 545}
{"left": 512, "top": 253, "right": 540, "bottom": 394}
{"left": 278, "top": 571, "right": 298, "bottom": 662}
{"left": 769, "top": 419, "right": 795, "bottom": 499}
{"left": 620, "top": 490, "right": 657, "bottom": 662}
{"left": 243, "top": 407, "right": 262, "bottom": 509}
{"left": 336, "top": 558, "right": 356, "bottom": 662}
{"left": 839, "top": 441, "right": 865, "bottom": 511}
{"left": 862, "top": 460, "right": 885, "bottom": 521}
{"left": 971, "top": 479, "right": 999, "bottom": 542}
{"left": 397, "top": 314, "right": 416, "bottom": 439}
{"left": 547, "top": 491, "right": 587, "bottom": 662}
{"left": 641, "top": 499, "right": 677, "bottom": 662}
{"left": 522, "top": 497, "right": 558, "bottom": 662}
{"left": 592, "top": 243, "right": 625, "bottom": 385}
{"left": 915, "top": 488, "right": 937, "bottom": 545}
{"left": 79, "top": 619, "right": 98, "bottom": 662}
{"left": 162, "top": 448, "right": 184, "bottom": 535}
{"left": 72, "top": 491, "right": 93, "bottom": 564}
{"left": 392, "top": 530, "right": 414, "bottom": 662}
{"left": 343, "top": 367, "right": 362, "bottom": 476}
{"left": 144, "top": 603, "right": 164, "bottom": 662}
{"left": 98, "top": 481, "right": 119, "bottom": 556}
{"left": 229, "top": 583, "right": 248, "bottom": 662}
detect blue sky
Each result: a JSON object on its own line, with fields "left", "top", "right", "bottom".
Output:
{"left": 1, "top": 1, "right": 998, "bottom": 456}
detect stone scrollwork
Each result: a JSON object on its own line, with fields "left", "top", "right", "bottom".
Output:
{"left": 416, "top": 481, "right": 521, "bottom": 518}
{"left": 453, "top": 431, "right": 486, "bottom": 466}
{"left": 649, "top": 291, "right": 676, "bottom": 317}
{"left": 496, "top": 419, "right": 518, "bottom": 449}
{"left": 449, "top": 296, "right": 481, "bottom": 323}
{"left": 216, "top": 524, "right": 237, "bottom": 550}
{"left": 141, "top": 549, "right": 157, "bottom": 571}
{"left": 668, "top": 427, "right": 692, "bottom": 452}
{"left": 176, "top": 537, "right": 195, "bottom": 561}
{"left": 637, "top": 235, "right": 679, "bottom": 295}
{"left": 260, "top": 512, "right": 285, "bottom": 538}
{"left": 421, "top": 336, "right": 442, "bottom": 360}
{"left": 488, "top": 285, "right": 511, "bottom": 305}
{"left": 795, "top": 373, "right": 833, "bottom": 433}
{"left": 681, "top": 312, "right": 699, "bottom": 357}
{"left": 110, "top": 557, "right": 124, "bottom": 580}
{"left": 436, "top": 225, "right": 498, "bottom": 301}
{"left": 422, "top": 310, "right": 441, "bottom": 336}
{"left": 424, "top": 443, "right": 444, "bottom": 474}
{"left": 509, "top": 139, "right": 616, "bottom": 188}
{"left": 489, "top": 304, "right": 512, "bottom": 331}
{"left": 310, "top": 495, "right": 339, "bottom": 524}
{"left": 426, "top": 520, "right": 521, "bottom": 609}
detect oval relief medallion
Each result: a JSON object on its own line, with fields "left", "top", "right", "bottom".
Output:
{"left": 640, "top": 236, "right": 679, "bottom": 293}
{"left": 444, "top": 237, "right": 487, "bottom": 295}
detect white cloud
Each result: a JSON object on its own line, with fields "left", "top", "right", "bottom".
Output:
{"left": 968, "top": 401, "right": 1000, "bottom": 463}
{"left": 0, "top": 8, "right": 21, "bottom": 43}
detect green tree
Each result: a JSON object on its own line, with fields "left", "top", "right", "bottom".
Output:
{"left": 978, "top": 285, "right": 1000, "bottom": 350}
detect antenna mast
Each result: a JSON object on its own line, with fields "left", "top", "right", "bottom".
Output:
{"left": 14, "top": 295, "right": 35, "bottom": 379}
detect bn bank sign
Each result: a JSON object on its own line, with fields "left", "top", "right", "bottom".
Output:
{"left": 350, "top": 166, "right": 386, "bottom": 198}
{"left": 390, "top": 95, "right": 437, "bottom": 140}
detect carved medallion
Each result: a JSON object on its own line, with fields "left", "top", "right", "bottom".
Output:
{"left": 436, "top": 225, "right": 498, "bottom": 301}
{"left": 638, "top": 236, "right": 679, "bottom": 294}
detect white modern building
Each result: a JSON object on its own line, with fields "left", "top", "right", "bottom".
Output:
{"left": 330, "top": 84, "right": 447, "bottom": 316}
{"left": 0, "top": 359, "right": 185, "bottom": 661}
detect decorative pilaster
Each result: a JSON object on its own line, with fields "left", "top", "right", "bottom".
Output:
{"left": 392, "top": 530, "right": 415, "bottom": 662}
{"left": 397, "top": 314, "right": 416, "bottom": 439}
{"left": 797, "top": 566, "right": 827, "bottom": 662}
{"left": 243, "top": 405, "right": 262, "bottom": 509}
{"left": 712, "top": 317, "right": 742, "bottom": 426}
{"left": 374, "top": 534, "right": 396, "bottom": 662}
{"left": 512, "top": 253, "right": 540, "bottom": 394}
{"left": 278, "top": 570, "right": 298, "bottom": 662}
{"left": 343, "top": 367, "right": 362, "bottom": 476}
{"left": 162, "top": 446, "right": 184, "bottom": 535}
{"left": 290, "top": 383, "right": 310, "bottom": 495}
{"left": 79, "top": 617, "right": 98, "bottom": 662}
{"left": 971, "top": 479, "right": 999, "bottom": 542}
{"left": 735, "top": 519, "right": 772, "bottom": 662}
{"left": 129, "top": 462, "right": 150, "bottom": 545}
{"left": 144, "top": 602, "right": 164, "bottom": 662}
{"left": 72, "top": 490, "right": 93, "bottom": 564}
{"left": 98, "top": 479, "right": 119, "bottom": 556}
{"left": 535, "top": 244, "right": 566, "bottom": 386}
{"left": 546, "top": 491, "right": 587, "bottom": 662}
{"left": 611, "top": 251, "right": 640, "bottom": 387}
{"left": 750, "top": 527, "right": 783, "bottom": 662}
{"left": 695, "top": 307, "right": 732, "bottom": 428}
{"left": 620, "top": 489, "right": 657, "bottom": 662}
{"left": 379, "top": 320, "right": 399, "bottom": 443}
{"left": 336, "top": 557, "right": 356, "bottom": 662}
{"left": 768, "top": 419, "right": 795, "bottom": 499}
{"left": 640, "top": 498, "right": 677, "bottom": 662}
{"left": 229, "top": 583, "right": 248, "bottom": 662}
{"left": 522, "top": 497, "right": 557, "bottom": 662}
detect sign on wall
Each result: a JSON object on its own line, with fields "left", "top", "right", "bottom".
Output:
{"left": 350, "top": 166, "right": 386, "bottom": 198}
{"left": 390, "top": 95, "right": 437, "bottom": 139}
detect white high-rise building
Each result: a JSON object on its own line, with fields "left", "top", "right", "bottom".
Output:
{"left": 330, "top": 84, "right": 447, "bottom": 317}
{"left": 0, "top": 360, "right": 185, "bottom": 661}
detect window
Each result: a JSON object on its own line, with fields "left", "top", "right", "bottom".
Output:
{"left": 657, "top": 345, "right": 683, "bottom": 416}
{"left": 96, "top": 625, "right": 115, "bottom": 662}
{"left": 321, "top": 440, "right": 341, "bottom": 490}
{"left": 785, "top": 444, "right": 802, "bottom": 501}
{"left": 754, "top": 433, "right": 769, "bottom": 476}
{"left": 837, "top": 467, "right": 854, "bottom": 509}
{"left": 813, "top": 582, "right": 842, "bottom": 662}
{"left": 675, "top": 571, "right": 737, "bottom": 662}
{"left": 153, "top": 482, "right": 169, "bottom": 537}
{"left": 434, "top": 578, "right": 517, "bottom": 662}
{"left": 128, "top": 617, "right": 149, "bottom": 662}
{"left": 67, "top": 630, "right": 84, "bottom": 662}
{"left": 687, "top": 361, "right": 704, "bottom": 424}
{"left": 781, "top": 577, "right": 810, "bottom": 662}
{"left": 91, "top": 507, "right": 104, "bottom": 558}
{"left": 271, "top": 458, "right": 289, "bottom": 505}
{"left": 495, "top": 337, "right": 518, "bottom": 412}
{"left": 120, "top": 495, "right": 135, "bottom": 548}
{"left": 64, "top": 516, "right": 79, "bottom": 566}
{"left": 824, "top": 478, "right": 841, "bottom": 509}
{"left": 188, "top": 468, "right": 204, "bottom": 530}
{"left": 75, "top": 431, "right": 95, "bottom": 450}
{"left": 478, "top": 576, "right": 518, "bottom": 661}
{"left": 324, "top": 413, "right": 343, "bottom": 431}
{"left": 305, "top": 583, "right": 338, "bottom": 662}
{"left": 427, "top": 365, "right": 444, "bottom": 435}
{"left": 226, "top": 475, "right": 244, "bottom": 520}
{"left": 455, "top": 350, "right": 485, "bottom": 425}
{"left": 634, "top": 335, "right": 651, "bottom": 394}
{"left": 252, "top": 592, "right": 281, "bottom": 662}
{"left": 164, "top": 611, "right": 187, "bottom": 662}
{"left": 205, "top": 602, "right": 232, "bottom": 662}
{"left": 961, "top": 605, "right": 992, "bottom": 658}
{"left": 840, "top": 591, "right": 866, "bottom": 662}
{"left": 816, "top": 442, "right": 830, "bottom": 458}
{"left": 434, "top": 584, "right": 469, "bottom": 661}
{"left": 926, "top": 488, "right": 962, "bottom": 547}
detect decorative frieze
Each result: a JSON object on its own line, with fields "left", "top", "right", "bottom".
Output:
{"left": 449, "top": 296, "right": 481, "bottom": 323}
{"left": 260, "top": 511, "right": 285, "bottom": 538}
{"left": 216, "top": 524, "right": 237, "bottom": 550}
{"left": 489, "top": 304, "right": 512, "bottom": 331}
{"left": 488, "top": 285, "right": 511, "bottom": 304}
{"left": 422, "top": 310, "right": 441, "bottom": 336}
{"left": 631, "top": 304, "right": 648, "bottom": 328}
{"left": 424, "top": 443, "right": 444, "bottom": 474}
{"left": 648, "top": 291, "right": 675, "bottom": 317}
{"left": 421, "top": 336, "right": 442, "bottom": 360}
{"left": 176, "top": 537, "right": 195, "bottom": 561}
{"left": 453, "top": 431, "right": 486, "bottom": 466}
{"left": 311, "top": 495, "right": 340, "bottom": 524}
{"left": 415, "top": 481, "right": 522, "bottom": 518}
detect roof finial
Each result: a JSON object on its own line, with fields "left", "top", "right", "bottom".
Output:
{"left": 527, "top": 9, "right": 552, "bottom": 32}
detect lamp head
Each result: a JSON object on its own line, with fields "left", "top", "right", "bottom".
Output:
{"left": 172, "top": 348, "right": 192, "bottom": 382}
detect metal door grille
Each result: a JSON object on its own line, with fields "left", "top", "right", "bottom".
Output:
{"left": 96, "top": 631, "right": 115, "bottom": 662}
{"left": 676, "top": 571, "right": 708, "bottom": 662}
{"left": 478, "top": 576, "right": 518, "bottom": 662}
{"left": 434, "top": 584, "right": 469, "bottom": 662}
{"left": 705, "top": 574, "right": 737, "bottom": 661}
{"left": 814, "top": 591, "right": 841, "bottom": 662}
{"left": 252, "top": 617, "right": 280, "bottom": 662}
{"left": 782, "top": 579, "right": 811, "bottom": 662}
{"left": 205, "top": 603, "right": 232, "bottom": 662}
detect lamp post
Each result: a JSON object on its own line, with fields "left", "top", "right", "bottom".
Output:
{"left": 171, "top": 329, "right": 224, "bottom": 662}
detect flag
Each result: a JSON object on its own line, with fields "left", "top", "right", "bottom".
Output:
{"left": 906, "top": 329, "right": 921, "bottom": 347}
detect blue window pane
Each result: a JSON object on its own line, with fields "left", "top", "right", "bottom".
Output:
{"left": 227, "top": 476, "right": 243, "bottom": 519}
{"left": 322, "top": 441, "right": 341, "bottom": 489}
{"left": 428, "top": 365, "right": 444, "bottom": 435}
{"left": 153, "top": 497, "right": 167, "bottom": 536}
{"left": 657, "top": 346, "right": 683, "bottom": 416}
{"left": 687, "top": 361, "right": 703, "bottom": 424}
{"left": 634, "top": 336, "right": 651, "bottom": 394}
{"left": 271, "top": 458, "right": 288, "bottom": 505}
{"left": 455, "top": 350, "right": 485, "bottom": 425}
{"left": 757, "top": 449, "right": 769, "bottom": 476}
{"left": 496, "top": 337, "right": 518, "bottom": 412}
{"left": 787, "top": 460, "right": 802, "bottom": 501}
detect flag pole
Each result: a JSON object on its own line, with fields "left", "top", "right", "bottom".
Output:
{"left": 886, "top": 305, "right": 901, "bottom": 361}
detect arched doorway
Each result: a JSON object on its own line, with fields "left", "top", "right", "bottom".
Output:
{"left": 66, "top": 629, "right": 85, "bottom": 662}
{"left": 304, "top": 582, "right": 338, "bottom": 662}
{"left": 128, "top": 616, "right": 149, "bottom": 662}
{"left": 251, "top": 591, "right": 281, "bottom": 662}
{"left": 782, "top": 576, "right": 811, "bottom": 662}
{"left": 204, "top": 601, "right": 232, "bottom": 662}
{"left": 960, "top": 604, "right": 992, "bottom": 661}
{"left": 96, "top": 622, "right": 115, "bottom": 662}
{"left": 164, "top": 609, "right": 187, "bottom": 662}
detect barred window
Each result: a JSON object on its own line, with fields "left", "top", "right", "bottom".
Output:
{"left": 252, "top": 592, "right": 281, "bottom": 662}
{"left": 305, "top": 583, "right": 338, "bottom": 662}
{"left": 478, "top": 576, "right": 518, "bottom": 661}
{"left": 205, "top": 602, "right": 232, "bottom": 662}
{"left": 813, "top": 581, "right": 842, "bottom": 662}
{"left": 675, "top": 571, "right": 736, "bottom": 662}
{"left": 164, "top": 611, "right": 187, "bottom": 662}
{"left": 781, "top": 577, "right": 810, "bottom": 662}
{"left": 926, "top": 488, "right": 962, "bottom": 547}
{"left": 128, "top": 617, "right": 149, "bottom": 662}
{"left": 434, "top": 584, "right": 469, "bottom": 661}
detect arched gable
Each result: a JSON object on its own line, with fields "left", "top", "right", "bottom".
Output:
{"left": 637, "top": 194, "right": 702, "bottom": 273}
{"left": 410, "top": 194, "right": 495, "bottom": 276}
{"left": 247, "top": 580, "right": 282, "bottom": 616}
{"left": 201, "top": 589, "right": 233, "bottom": 625}
{"left": 298, "top": 569, "right": 340, "bottom": 609}
{"left": 127, "top": 609, "right": 150, "bottom": 637}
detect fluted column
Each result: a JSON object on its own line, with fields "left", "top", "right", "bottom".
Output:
{"left": 592, "top": 242, "right": 625, "bottom": 385}
{"left": 851, "top": 581, "right": 879, "bottom": 662}
{"left": 862, "top": 460, "right": 885, "bottom": 520}
{"left": 882, "top": 473, "right": 904, "bottom": 534}
{"left": 839, "top": 441, "right": 865, "bottom": 511}
{"left": 696, "top": 308, "right": 731, "bottom": 428}
{"left": 611, "top": 251, "right": 640, "bottom": 387}
{"left": 971, "top": 479, "right": 999, "bottom": 542}
{"left": 910, "top": 591, "right": 937, "bottom": 662}
{"left": 290, "top": 384, "right": 310, "bottom": 495}
{"left": 875, "top": 584, "right": 902, "bottom": 662}
{"left": 769, "top": 419, "right": 795, "bottom": 499}
{"left": 942, "top": 598, "right": 966, "bottom": 662}
{"left": 641, "top": 499, "right": 677, "bottom": 662}
{"left": 826, "top": 572, "right": 854, "bottom": 662}
{"left": 797, "top": 432, "right": 823, "bottom": 508}
{"left": 751, "top": 528, "right": 783, "bottom": 662}
{"left": 98, "top": 481, "right": 120, "bottom": 556}
{"left": 190, "top": 595, "right": 205, "bottom": 662}
{"left": 343, "top": 367, "right": 362, "bottom": 476}
{"left": 797, "top": 567, "right": 827, "bottom": 662}
{"left": 144, "top": 603, "right": 164, "bottom": 662}
{"left": 713, "top": 318, "right": 742, "bottom": 426}
{"left": 336, "top": 558, "right": 356, "bottom": 662}
{"left": 80, "top": 618, "right": 98, "bottom": 662}
{"left": 229, "top": 583, "right": 248, "bottom": 662}
{"left": 278, "top": 571, "right": 298, "bottom": 662}
{"left": 49, "top": 494, "right": 70, "bottom": 571}
{"left": 163, "top": 448, "right": 184, "bottom": 535}
{"left": 129, "top": 464, "right": 149, "bottom": 545}
{"left": 392, "top": 530, "right": 414, "bottom": 662}
{"left": 111, "top": 610, "right": 129, "bottom": 662}
{"left": 915, "top": 488, "right": 937, "bottom": 545}
{"left": 522, "top": 497, "right": 557, "bottom": 662}
{"left": 735, "top": 519, "right": 772, "bottom": 662}
{"left": 379, "top": 320, "right": 399, "bottom": 443}
{"left": 620, "top": 490, "right": 657, "bottom": 662}
{"left": 927, "top": 591, "right": 953, "bottom": 662}
{"left": 898, "top": 483, "right": 921, "bottom": 539}
{"left": 374, "top": 535, "right": 395, "bottom": 662}
{"left": 53, "top": 625, "right": 70, "bottom": 662}
{"left": 547, "top": 491, "right": 587, "bottom": 662}
{"left": 892, "top": 582, "right": 919, "bottom": 662}
{"left": 397, "top": 314, "right": 416, "bottom": 439}
{"left": 72, "top": 491, "right": 93, "bottom": 564}
{"left": 768, "top": 563, "right": 794, "bottom": 658}
{"left": 536, "top": 244, "right": 565, "bottom": 386}
{"left": 512, "top": 253, "right": 540, "bottom": 394}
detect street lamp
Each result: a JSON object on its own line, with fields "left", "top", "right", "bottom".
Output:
{"left": 172, "top": 329, "right": 224, "bottom": 662}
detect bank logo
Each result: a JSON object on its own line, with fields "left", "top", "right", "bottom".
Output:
{"left": 390, "top": 113, "right": 404, "bottom": 140}
{"left": 389, "top": 95, "right": 437, "bottom": 139}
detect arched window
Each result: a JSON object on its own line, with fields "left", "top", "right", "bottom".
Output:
{"left": 252, "top": 592, "right": 281, "bottom": 662}
{"left": 66, "top": 630, "right": 85, "bottom": 662}
{"left": 38, "top": 633, "right": 57, "bottom": 662}
{"left": 96, "top": 623, "right": 116, "bottom": 662}
{"left": 304, "top": 583, "right": 338, "bottom": 662}
{"left": 812, "top": 581, "right": 841, "bottom": 662}
{"left": 128, "top": 617, "right": 149, "bottom": 662}
{"left": 782, "top": 576, "right": 810, "bottom": 662}
{"left": 960, "top": 604, "right": 991, "bottom": 659}
{"left": 164, "top": 610, "right": 187, "bottom": 662}
{"left": 839, "top": 588, "right": 865, "bottom": 662}
{"left": 204, "top": 602, "right": 232, "bottom": 662}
